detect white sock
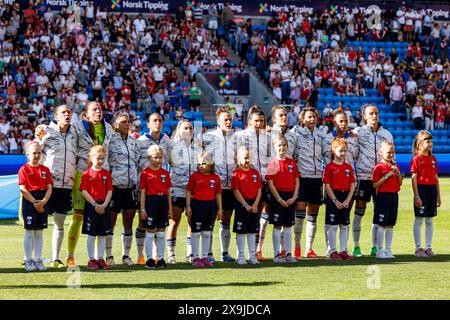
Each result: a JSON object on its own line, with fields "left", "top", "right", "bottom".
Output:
{"left": 186, "top": 236, "right": 192, "bottom": 257}
{"left": 106, "top": 234, "right": 113, "bottom": 257}
{"left": 24, "top": 230, "right": 34, "bottom": 261}
{"left": 324, "top": 224, "right": 330, "bottom": 254}
{"left": 122, "top": 230, "right": 133, "bottom": 257}
{"left": 247, "top": 233, "right": 256, "bottom": 259}
{"left": 152, "top": 235, "right": 157, "bottom": 259}
{"left": 201, "top": 231, "right": 211, "bottom": 258}
{"left": 34, "top": 230, "right": 43, "bottom": 260}
{"left": 257, "top": 214, "right": 269, "bottom": 252}
{"left": 305, "top": 215, "right": 317, "bottom": 251}
{"left": 208, "top": 228, "right": 214, "bottom": 256}
{"left": 167, "top": 238, "right": 176, "bottom": 257}
{"left": 280, "top": 228, "right": 285, "bottom": 253}
{"left": 283, "top": 227, "right": 293, "bottom": 255}
{"left": 156, "top": 231, "right": 166, "bottom": 260}
{"left": 97, "top": 236, "right": 106, "bottom": 259}
{"left": 135, "top": 228, "right": 146, "bottom": 257}
{"left": 377, "top": 227, "right": 385, "bottom": 250}
{"left": 371, "top": 224, "right": 379, "bottom": 248}
{"left": 236, "top": 233, "right": 246, "bottom": 259}
{"left": 272, "top": 227, "right": 281, "bottom": 256}
{"left": 414, "top": 217, "right": 424, "bottom": 249}
{"left": 191, "top": 232, "right": 200, "bottom": 259}
{"left": 327, "top": 225, "right": 338, "bottom": 253}
{"left": 294, "top": 216, "right": 305, "bottom": 248}
{"left": 339, "top": 225, "right": 349, "bottom": 253}
{"left": 52, "top": 213, "right": 66, "bottom": 261}
{"left": 425, "top": 218, "right": 433, "bottom": 249}
{"left": 219, "top": 223, "right": 231, "bottom": 256}
{"left": 87, "top": 235, "right": 96, "bottom": 260}
{"left": 144, "top": 232, "right": 155, "bottom": 260}
{"left": 352, "top": 207, "right": 365, "bottom": 247}
{"left": 385, "top": 227, "right": 393, "bottom": 250}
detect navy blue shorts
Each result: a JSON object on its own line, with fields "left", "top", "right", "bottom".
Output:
{"left": 354, "top": 179, "right": 375, "bottom": 202}
{"left": 21, "top": 190, "right": 49, "bottom": 230}
{"left": 82, "top": 201, "right": 111, "bottom": 236}
{"left": 172, "top": 196, "right": 186, "bottom": 209}
{"left": 143, "top": 195, "right": 169, "bottom": 229}
{"left": 233, "top": 198, "right": 260, "bottom": 234}
{"left": 260, "top": 182, "right": 271, "bottom": 204}
{"left": 414, "top": 185, "right": 438, "bottom": 218}
{"left": 191, "top": 199, "right": 217, "bottom": 232}
{"left": 269, "top": 191, "right": 295, "bottom": 227}
{"left": 374, "top": 192, "right": 399, "bottom": 226}
{"left": 222, "top": 189, "right": 235, "bottom": 212}
{"left": 111, "top": 186, "right": 138, "bottom": 212}
{"left": 325, "top": 190, "right": 351, "bottom": 226}
{"left": 48, "top": 188, "right": 72, "bottom": 214}
{"left": 298, "top": 177, "right": 323, "bottom": 205}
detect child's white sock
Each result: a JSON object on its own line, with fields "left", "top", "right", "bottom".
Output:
{"left": 236, "top": 233, "right": 246, "bottom": 259}
{"left": 305, "top": 215, "right": 317, "bottom": 251}
{"left": 97, "top": 236, "right": 106, "bottom": 259}
{"left": 186, "top": 236, "right": 192, "bottom": 257}
{"left": 219, "top": 222, "right": 231, "bottom": 256}
{"left": 377, "top": 227, "right": 385, "bottom": 250}
{"left": 106, "top": 234, "right": 113, "bottom": 257}
{"left": 201, "top": 231, "right": 211, "bottom": 259}
{"left": 413, "top": 217, "right": 424, "bottom": 249}
{"left": 327, "top": 224, "right": 338, "bottom": 253}
{"left": 247, "top": 233, "right": 256, "bottom": 259}
{"left": 294, "top": 215, "right": 305, "bottom": 248}
{"left": 371, "top": 224, "right": 379, "bottom": 248}
{"left": 385, "top": 227, "right": 394, "bottom": 250}
{"left": 272, "top": 227, "right": 281, "bottom": 256}
{"left": 425, "top": 218, "right": 433, "bottom": 249}
{"left": 352, "top": 207, "right": 365, "bottom": 247}
{"left": 156, "top": 231, "right": 165, "bottom": 260}
{"left": 135, "top": 228, "right": 146, "bottom": 257}
{"left": 122, "top": 229, "right": 133, "bottom": 257}
{"left": 52, "top": 213, "right": 65, "bottom": 261}
{"left": 283, "top": 226, "right": 293, "bottom": 255}
{"left": 87, "top": 235, "right": 96, "bottom": 260}
{"left": 191, "top": 232, "right": 200, "bottom": 259}
{"left": 339, "top": 225, "right": 349, "bottom": 252}
{"left": 34, "top": 230, "right": 43, "bottom": 260}
{"left": 24, "top": 229, "right": 34, "bottom": 261}
{"left": 144, "top": 232, "right": 155, "bottom": 260}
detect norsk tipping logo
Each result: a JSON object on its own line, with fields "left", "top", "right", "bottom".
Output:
{"left": 111, "top": 0, "right": 121, "bottom": 9}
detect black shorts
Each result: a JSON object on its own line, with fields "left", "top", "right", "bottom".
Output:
{"left": 414, "top": 185, "right": 438, "bottom": 218}
{"left": 143, "top": 195, "right": 169, "bottom": 229}
{"left": 172, "top": 196, "right": 186, "bottom": 209}
{"left": 222, "top": 189, "right": 235, "bottom": 212}
{"left": 191, "top": 199, "right": 217, "bottom": 232}
{"left": 374, "top": 192, "right": 399, "bottom": 226}
{"left": 325, "top": 190, "right": 351, "bottom": 225}
{"left": 82, "top": 201, "right": 111, "bottom": 236}
{"left": 111, "top": 187, "right": 138, "bottom": 212}
{"left": 48, "top": 188, "right": 72, "bottom": 214}
{"left": 354, "top": 179, "right": 375, "bottom": 202}
{"left": 298, "top": 177, "right": 323, "bottom": 205}
{"left": 269, "top": 191, "right": 295, "bottom": 227}
{"left": 21, "top": 190, "right": 49, "bottom": 230}
{"left": 233, "top": 198, "right": 260, "bottom": 234}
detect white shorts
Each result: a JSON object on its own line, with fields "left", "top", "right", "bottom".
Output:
{"left": 209, "top": 20, "right": 218, "bottom": 30}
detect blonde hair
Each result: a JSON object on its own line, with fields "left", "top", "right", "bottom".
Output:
{"left": 271, "top": 105, "right": 287, "bottom": 121}
{"left": 147, "top": 144, "right": 165, "bottom": 158}
{"left": 360, "top": 104, "right": 378, "bottom": 126}
{"left": 236, "top": 146, "right": 251, "bottom": 167}
{"left": 197, "top": 151, "right": 215, "bottom": 173}
{"left": 87, "top": 145, "right": 106, "bottom": 167}
{"left": 25, "top": 140, "right": 41, "bottom": 154}
{"left": 378, "top": 141, "right": 395, "bottom": 160}
{"left": 216, "top": 107, "right": 231, "bottom": 119}
{"left": 412, "top": 130, "right": 433, "bottom": 155}
{"left": 172, "top": 119, "right": 192, "bottom": 142}
{"left": 299, "top": 107, "right": 319, "bottom": 124}
{"left": 272, "top": 134, "right": 288, "bottom": 148}
{"left": 330, "top": 138, "right": 348, "bottom": 162}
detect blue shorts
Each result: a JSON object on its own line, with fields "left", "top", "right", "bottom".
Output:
{"left": 414, "top": 185, "right": 438, "bottom": 218}
{"left": 269, "top": 191, "right": 295, "bottom": 227}
{"left": 48, "top": 188, "right": 72, "bottom": 214}
{"left": 82, "top": 201, "right": 111, "bottom": 236}
{"left": 191, "top": 199, "right": 217, "bottom": 232}
{"left": 325, "top": 190, "right": 351, "bottom": 226}
{"left": 354, "top": 179, "right": 375, "bottom": 202}
{"left": 298, "top": 177, "right": 323, "bottom": 205}
{"left": 233, "top": 198, "right": 260, "bottom": 234}
{"left": 374, "top": 192, "right": 399, "bottom": 226}
{"left": 21, "top": 190, "right": 49, "bottom": 230}
{"left": 143, "top": 195, "right": 169, "bottom": 229}
{"left": 111, "top": 186, "right": 138, "bottom": 213}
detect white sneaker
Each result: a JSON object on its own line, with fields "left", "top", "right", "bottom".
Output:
{"left": 249, "top": 256, "right": 260, "bottom": 265}
{"left": 376, "top": 249, "right": 387, "bottom": 259}
{"left": 106, "top": 256, "right": 115, "bottom": 267}
{"left": 34, "top": 258, "right": 47, "bottom": 271}
{"left": 25, "top": 259, "right": 37, "bottom": 272}
{"left": 273, "top": 254, "right": 286, "bottom": 263}
{"left": 236, "top": 257, "right": 247, "bottom": 265}
{"left": 167, "top": 256, "right": 176, "bottom": 264}
{"left": 122, "top": 256, "right": 133, "bottom": 266}
{"left": 285, "top": 254, "right": 297, "bottom": 263}
{"left": 384, "top": 249, "right": 395, "bottom": 259}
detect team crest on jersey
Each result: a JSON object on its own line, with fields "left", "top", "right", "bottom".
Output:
{"left": 161, "top": 175, "right": 166, "bottom": 183}
{"left": 210, "top": 180, "right": 215, "bottom": 188}
{"left": 432, "top": 161, "right": 436, "bottom": 168}
{"left": 252, "top": 175, "right": 257, "bottom": 183}
{"left": 41, "top": 171, "right": 46, "bottom": 179}
{"left": 27, "top": 216, "right": 32, "bottom": 225}
{"left": 379, "top": 214, "right": 384, "bottom": 222}
{"left": 288, "top": 165, "right": 293, "bottom": 173}
{"left": 102, "top": 176, "right": 107, "bottom": 185}
{"left": 345, "top": 169, "right": 350, "bottom": 177}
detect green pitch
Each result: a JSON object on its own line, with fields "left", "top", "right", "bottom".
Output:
{"left": 1, "top": 178, "right": 449, "bottom": 300}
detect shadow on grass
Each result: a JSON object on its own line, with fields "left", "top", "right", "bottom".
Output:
{"left": 0, "top": 219, "right": 19, "bottom": 226}
{"left": 2, "top": 254, "right": 450, "bottom": 274}
{"left": 0, "top": 281, "right": 281, "bottom": 290}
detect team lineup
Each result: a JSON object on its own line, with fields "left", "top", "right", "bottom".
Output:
{"left": 18, "top": 102, "right": 440, "bottom": 271}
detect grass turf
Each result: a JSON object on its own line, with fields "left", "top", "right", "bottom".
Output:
{"left": 0, "top": 178, "right": 449, "bottom": 300}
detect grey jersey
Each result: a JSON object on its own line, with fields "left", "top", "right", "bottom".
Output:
{"left": 234, "top": 128, "right": 271, "bottom": 181}
{"left": 322, "top": 130, "right": 359, "bottom": 174}
{"left": 170, "top": 139, "right": 202, "bottom": 197}
{"left": 354, "top": 124, "right": 394, "bottom": 180}
{"left": 136, "top": 133, "right": 171, "bottom": 171}
{"left": 37, "top": 121, "right": 78, "bottom": 189}
{"left": 108, "top": 132, "right": 139, "bottom": 189}
{"left": 291, "top": 125, "right": 324, "bottom": 178}
{"left": 270, "top": 124, "right": 297, "bottom": 159}
{"left": 74, "top": 119, "right": 114, "bottom": 172}
{"left": 202, "top": 127, "right": 238, "bottom": 189}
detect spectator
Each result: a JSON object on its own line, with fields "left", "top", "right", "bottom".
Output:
{"left": 412, "top": 103, "right": 425, "bottom": 130}
{"left": 390, "top": 79, "right": 403, "bottom": 113}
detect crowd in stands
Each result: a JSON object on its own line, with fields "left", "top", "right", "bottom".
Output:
{"left": 231, "top": 5, "right": 450, "bottom": 131}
